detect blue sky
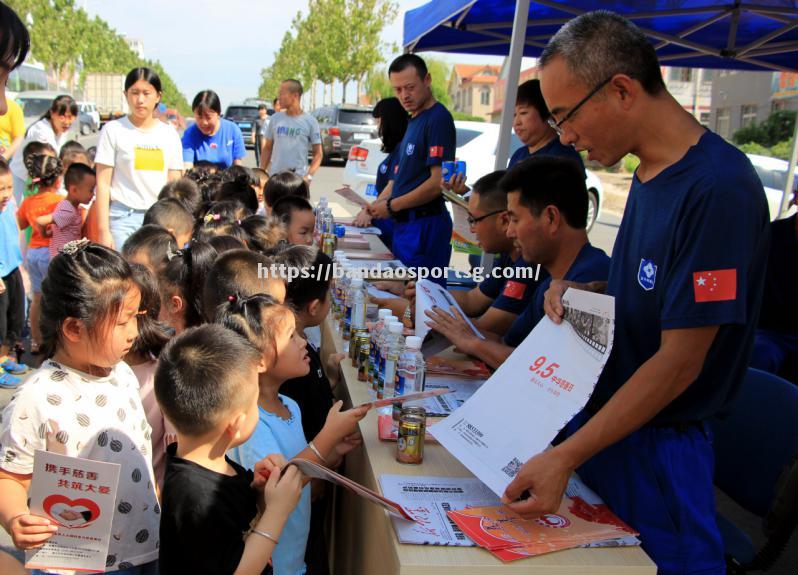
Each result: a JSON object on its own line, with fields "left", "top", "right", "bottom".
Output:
{"left": 82, "top": 0, "right": 513, "bottom": 107}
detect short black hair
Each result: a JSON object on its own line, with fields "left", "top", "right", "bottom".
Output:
{"left": 214, "top": 173, "right": 259, "bottom": 213}
{"left": 192, "top": 90, "right": 222, "bottom": 115}
{"left": 59, "top": 140, "right": 85, "bottom": 160}
{"left": 258, "top": 104, "right": 267, "bottom": 111}
{"left": 158, "top": 178, "right": 202, "bottom": 216}
{"left": 389, "top": 54, "right": 428, "bottom": 79}
{"left": 0, "top": 157, "right": 10, "bottom": 177}
{"left": 263, "top": 171, "right": 309, "bottom": 208}
{"left": 63, "top": 162, "right": 95, "bottom": 190}
{"left": 276, "top": 246, "right": 332, "bottom": 311}
{"left": 121, "top": 224, "right": 178, "bottom": 272}
{"left": 203, "top": 249, "right": 283, "bottom": 322}
{"left": 471, "top": 170, "right": 508, "bottom": 213}
{"left": 144, "top": 199, "right": 194, "bottom": 239}
{"left": 272, "top": 195, "right": 313, "bottom": 225}
{"left": 500, "top": 156, "right": 588, "bottom": 229}
{"left": 240, "top": 215, "right": 287, "bottom": 253}
{"left": 515, "top": 79, "right": 550, "bottom": 120}
{"left": 282, "top": 79, "right": 303, "bottom": 96}
{"left": 373, "top": 97, "right": 409, "bottom": 154}
{"left": 208, "top": 234, "right": 247, "bottom": 253}
{"left": 0, "top": 3, "right": 30, "bottom": 72}
{"left": 155, "top": 324, "right": 261, "bottom": 436}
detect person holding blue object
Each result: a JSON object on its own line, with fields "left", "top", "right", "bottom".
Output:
{"left": 508, "top": 79, "right": 584, "bottom": 170}
{"left": 182, "top": 90, "right": 247, "bottom": 170}
{"left": 353, "top": 97, "right": 409, "bottom": 250}
{"left": 502, "top": 12, "right": 770, "bottom": 575}
{"left": 367, "top": 55, "right": 455, "bottom": 286}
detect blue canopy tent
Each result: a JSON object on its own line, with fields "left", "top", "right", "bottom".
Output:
{"left": 403, "top": 0, "right": 798, "bottom": 216}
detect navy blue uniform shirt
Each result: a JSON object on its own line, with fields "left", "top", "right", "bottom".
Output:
{"left": 594, "top": 131, "right": 769, "bottom": 424}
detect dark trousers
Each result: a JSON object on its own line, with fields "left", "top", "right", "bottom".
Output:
{"left": 0, "top": 267, "right": 25, "bottom": 348}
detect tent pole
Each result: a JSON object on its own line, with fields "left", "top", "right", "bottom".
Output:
{"left": 480, "top": 0, "right": 530, "bottom": 274}
{"left": 779, "top": 115, "right": 798, "bottom": 217}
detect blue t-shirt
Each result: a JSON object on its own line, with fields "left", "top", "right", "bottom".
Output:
{"left": 508, "top": 136, "right": 585, "bottom": 172}
{"left": 181, "top": 118, "right": 246, "bottom": 169}
{"left": 503, "top": 244, "right": 610, "bottom": 348}
{"left": 478, "top": 253, "right": 545, "bottom": 316}
{"left": 376, "top": 150, "right": 399, "bottom": 195}
{"left": 0, "top": 204, "right": 23, "bottom": 277}
{"left": 594, "top": 131, "right": 770, "bottom": 425}
{"left": 391, "top": 102, "right": 455, "bottom": 205}
{"left": 229, "top": 395, "right": 310, "bottom": 575}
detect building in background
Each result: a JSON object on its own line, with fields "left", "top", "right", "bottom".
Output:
{"left": 490, "top": 64, "right": 539, "bottom": 123}
{"left": 124, "top": 37, "right": 145, "bottom": 59}
{"left": 663, "top": 67, "right": 712, "bottom": 126}
{"left": 710, "top": 71, "right": 798, "bottom": 140}
{"left": 448, "top": 64, "right": 501, "bottom": 121}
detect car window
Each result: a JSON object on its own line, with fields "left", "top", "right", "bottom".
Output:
{"left": 338, "top": 110, "right": 375, "bottom": 126}
{"left": 20, "top": 98, "right": 53, "bottom": 117}
{"left": 456, "top": 128, "right": 482, "bottom": 148}
{"left": 753, "top": 165, "right": 779, "bottom": 189}
{"left": 225, "top": 106, "right": 259, "bottom": 119}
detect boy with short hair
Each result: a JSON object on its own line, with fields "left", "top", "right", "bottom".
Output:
{"left": 0, "top": 159, "right": 27, "bottom": 385}
{"left": 155, "top": 323, "right": 303, "bottom": 575}
{"left": 272, "top": 196, "right": 315, "bottom": 246}
{"left": 46, "top": 162, "right": 96, "bottom": 259}
{"left": 144, "top": 198, "right": 194, "bottom": 248}
{"left": 252, "top": 168, "right": 269, "bottom": 214}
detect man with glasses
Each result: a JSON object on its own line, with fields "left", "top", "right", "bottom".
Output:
{"left": 407, "top": 170, "right": 543, "bottom": 337}
{"left": 502, "top": 11, "right": 769, "bottom": 575}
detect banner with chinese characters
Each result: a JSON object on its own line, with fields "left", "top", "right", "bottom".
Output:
{"left": 433, "top": 288, "right": 614, "bottom": 496}
{"left": 26, "top": 450, "right": 121, "bottom": 573}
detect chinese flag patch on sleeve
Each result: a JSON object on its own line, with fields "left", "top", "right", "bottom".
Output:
{"left": 502, "top": 280, "right": 527, "bottom": 300}
{"left": 693, "top": 269, "right": 737, "bottom": 302}
{"left": 429, "top": 145, "right": 444, "bottom": 158}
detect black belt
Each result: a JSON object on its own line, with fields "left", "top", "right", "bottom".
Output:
{"left": 392, "top": 200, "right": 444, "bottom": 223}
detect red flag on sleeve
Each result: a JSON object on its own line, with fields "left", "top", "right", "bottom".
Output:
{"left": 429, "top": 146, "right": 444, "bottom": 158}
{"left": 693, "top": 269, "right": 737, "bottom": 303}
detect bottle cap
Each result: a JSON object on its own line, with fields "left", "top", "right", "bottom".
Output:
{"left": 389, "top": 322, "right": 404, "bottom": 334}
{"left": 405, "top": 336, "right": 422, "bottom": 349}
{"left": 378, "top": 309, "right": 392, "bottom": 319}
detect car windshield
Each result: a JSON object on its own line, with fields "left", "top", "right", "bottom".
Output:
{"left": 754, "top": 165, "right": 787, "bottom": 190}
{"left": 338, "top": 110, "right": 375, "bottom": 126}
{"left": 456, "top": 128, "right": 482, "bottom": 148}
{"left": 20, "top": 98, "right": 53, "bottom": 117}
{"left": 226, "top": 107, "right": 258, "bottom": 119}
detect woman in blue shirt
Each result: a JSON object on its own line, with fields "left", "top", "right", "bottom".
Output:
{"left": 182, "top": 90, "right": 246, "bottom": 170}
{"left": 353, "top": 97, "right": 408, "bottom": 249}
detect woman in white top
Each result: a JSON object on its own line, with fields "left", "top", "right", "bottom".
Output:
{"left": 9, "top": 95, "right": 76, "bottom": 206}
{"left": 94, "top": 67, "right": 183, "bottom": 250}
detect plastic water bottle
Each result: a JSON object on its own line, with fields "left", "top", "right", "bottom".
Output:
{"left": 322, "top": 208, "right": 334, "bottom": 236}
{"left": 373, "top": 314, "right": 397, "bottom": 392}
{"left": 369, "top": 309, "right": 392, "bottom": 385}
{"left": 396, "top": 336, "right": 425, "bottom": 397}
{"left": 378, "top": 322, "right": 405, "bottom": 400}
{"left": 348, "top": 278, "right": 367, "bottom": 337}
{"left": 316, "top": 197, "right": 328, "bottom": 235}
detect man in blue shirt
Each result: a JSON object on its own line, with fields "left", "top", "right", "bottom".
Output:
{"left": 502, "top": 12, "right": 770, "bottom": 575}
{"left": 508, "top": 79, "right": 584, "bottom": 171}
{"left": 426, "top": 157, "right": 608, "bottom": 370}
{"left": 367, "top": 54, "right": 455, "bottom": 286}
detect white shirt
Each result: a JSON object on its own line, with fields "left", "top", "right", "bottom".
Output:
{"left": 10, "top": 118, "right": 72, "bottom": 181}
{"left": 95, "top": 116, "right": 183, "bottom": 210}
{"left": 0, "top": 359, "right": 160, "bottom": 572}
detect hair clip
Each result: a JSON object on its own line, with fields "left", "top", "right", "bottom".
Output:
{"left": 31, "top": 177, "right": 41, "bottom": 183}
{"left": 166, "top": 248, "right": 184, "bottom": 262}
{"left": 60, "top": 238, "right": 91, "bottom": 256}
{"left": 228, "top": 295, "right": 237, "bottom": 303}
{"left": 136, "top": 310, "right": 148, "bottom": 316}
{"left": 204, "top": 213, "right": 221, "bottom": 223}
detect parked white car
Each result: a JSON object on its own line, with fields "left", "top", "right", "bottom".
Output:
{"left": 78, "top": 101, "right": 101, "bottom": 133}
{"left": 343, "top": 120, "right": 604, "bottom": 230}
{"left": 746, "top": 154, "right": 797, "bottom": 220}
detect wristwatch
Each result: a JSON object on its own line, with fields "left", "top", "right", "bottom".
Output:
{"left": 306, "top": 174, "right": 314, "bottom": 181}
{"left": 386, "top": 197, "right": 396, "bottom": 218}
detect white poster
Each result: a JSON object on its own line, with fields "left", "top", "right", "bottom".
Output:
{"left": 414, "top": 279, "right": 484, "bottom": 355}
{"left": 26, "top": 451, "right": 121, "bottom": 573}
{"left": 433, "top": 288, "right": 615, "bottom": 496}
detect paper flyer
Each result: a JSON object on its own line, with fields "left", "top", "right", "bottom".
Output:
{"left": 451, "top": 203, "right": 482, "bottom": 255}
{"left": 26, "top": 451, "right": 121, "bottom": 573}
{"left": 344, "top": 251, "right": 394, "bottom": 260}
{"left": 379, "top": 475, "right": 501, "bottom": 546}
{"left": 447, "top": 475, "right": 638, "bottom": 562}
{"left": 404, "top": 376, "right": 485, "bottom": 417}
{"left": 340, "top": 224, "right": 382, "bottom": 236}
{"left": 426, "top": 357, "right": 491, "bottom": 379}
{"left": 334, "top": 186, "right": 370, "bottom": 208}
{"left": 360, "top": 387, "right": 451, "bottom": 410}
{"left": 286, "top": 459, "right": 414, "bottom": 521}
{"left": 414, "top": 279, "right": 484, "bottom": 354}
{"left": 433, "top": 288, "right": 615, "bottom": 496}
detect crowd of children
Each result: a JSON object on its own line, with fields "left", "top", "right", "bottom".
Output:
{"left": 0, "top": 147, "right": 364, "bottom": 574}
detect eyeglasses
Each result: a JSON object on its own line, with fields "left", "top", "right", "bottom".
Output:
{"left": 547, "top": 76, "right": 613, "bottom": 136}
{"left": 467, "top": 209, "right": 505, "bottom": 226}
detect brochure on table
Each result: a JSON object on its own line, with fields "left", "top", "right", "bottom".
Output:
{"left": 433, "top": 288, "right": 615, "bottom": 496}
{"left": 414, "top": 279, "right": 485, "bottom": 356}
{"left": 334, "top": 186, "right": 370, "bottom": 208}
{"left": 26, "top": 451, "right": 121, "bottom": 573}
{"left": 404, "top": 376, "right": 485, "bottom": 417}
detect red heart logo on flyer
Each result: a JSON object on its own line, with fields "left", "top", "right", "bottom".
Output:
{"left": 43, "top": 494, "right": 101, "bottom": 528}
